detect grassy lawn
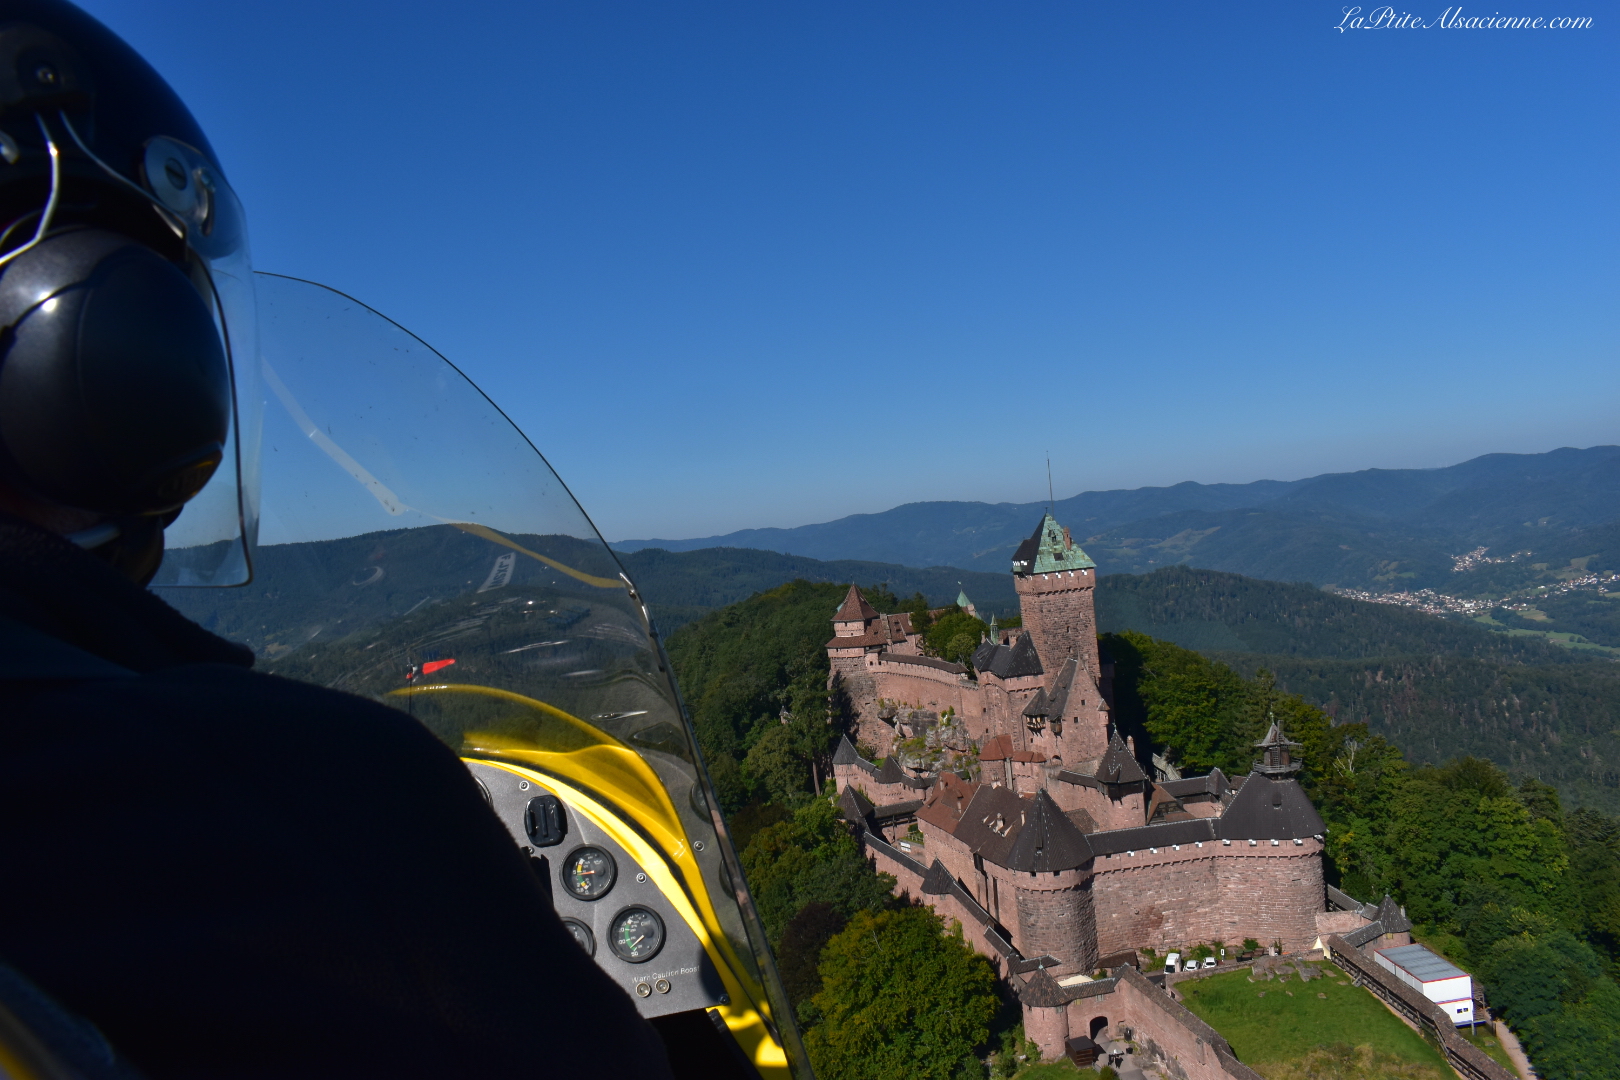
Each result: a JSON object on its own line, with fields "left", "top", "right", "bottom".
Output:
{"left": 1176, "top": 962, "right": 1449, "bottom": 1076}
{"left": 1458, "top": 1025, "right": 1516, "bottom": 1072}
{"left": 1011, "top": 1061, "right": 1084, "bottom": 1079}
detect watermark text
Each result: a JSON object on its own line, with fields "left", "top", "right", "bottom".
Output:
{"left": 1335, "top": 6, "right": 1594, "bottom": 30}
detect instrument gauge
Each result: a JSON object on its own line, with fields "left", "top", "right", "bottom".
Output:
{"left": 562, "top": 846, "right": 617, "bottom": 900}
{"left": 560, "top": 917, "right": 595, "bottom": 957}
{"left": 609, "top": 906, "right": 665, "bottom": 964}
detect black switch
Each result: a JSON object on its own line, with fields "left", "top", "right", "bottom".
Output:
{"left": 525, "top": 794, "right": 567, "bottom": 847}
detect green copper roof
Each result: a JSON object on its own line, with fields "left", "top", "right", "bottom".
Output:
{"left": 956, "top": 589, "right": 972, "bottom": 609}
{"left": 1012, "top": 512, "right": 1096, "bottom": 574}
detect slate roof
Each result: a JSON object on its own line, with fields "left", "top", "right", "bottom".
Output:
{"left": 979, "top": 632, "right": 1045, "bottom": 680}
{"left": 831, "top": 735, "right": 867, "bottom": 767}
{"left": 1022, "top": 687, "right": 1051, "bottom": 718}
{"left": 950, "top": 784, "right": 1031, "bottom": 864}
{"left": 1213, "top": 772, "right": 1325, "bottom": 841}
{"left": 1017, "top": 967, "right": 1071, "bottom": 1007}
{"left": 871, "top": 799, "right": 923, "bottom": 820}
{"left": 1086, "top": 818, "right": 1218, "bottom": 857}
{"left": 1011, "top": 513, "right": 1097, "bottom": 575}
{"left": 1162, "top": 767, "right": 1231, "bottom": 800}
{"left": 1046, "top": 656, "right": 1078, "bottom": 718}
{"left": 1096, "top": 731, "right": 1148, "bottom": 785}
{"left": 1373, "top": 894, "right": 1412, "bottom": 933}
{"left": 833, "top": 584, "right": 879, "bottom": 623}
{"left": 836, "top": 785, "right": 875, "bottom": 822}
{"left": 861, "top": 832, "right": 927, "bottom": 878}
{"left": 874, "top": 757, "right": 931, "bottom": 790}
{"left": 1002, "top": 789, "right": 1094, "bottom": 872}
{"left": 920, "top": 859, "right": 956, "bottom": 895}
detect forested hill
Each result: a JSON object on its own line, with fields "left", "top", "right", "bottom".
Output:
{"left": 1097, "top": 567, "right": 1620, "bottom": 814}
{"left": 1096, "top": 566, "right": 1584, "bottom": 663}
{"left": 615, "top": 445, "right": 1620, "bottom": 595}
{"left": 616, "top": 547, "right": 1015, "bottom": 630}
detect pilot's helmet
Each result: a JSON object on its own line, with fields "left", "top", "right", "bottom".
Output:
{"left": 0, "top": 0, "right": 255, "bottom": 584}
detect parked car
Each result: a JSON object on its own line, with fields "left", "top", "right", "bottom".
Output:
{"left": 1163, "top": 952, "right": 1181, "bottom": 974}
{"left": 1184, "top": 960, "right": 1198, "bottom": 971}
{"left": 1202, "top": 956, "right": 1218, "bottom": 969}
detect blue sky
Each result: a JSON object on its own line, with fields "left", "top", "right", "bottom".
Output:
{"left": 84, "top": 0, "right": 1617, "bottom": 541}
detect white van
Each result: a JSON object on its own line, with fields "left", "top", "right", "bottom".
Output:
{"left": 1163, "top": 952, "right": 1181, "bottom": 974}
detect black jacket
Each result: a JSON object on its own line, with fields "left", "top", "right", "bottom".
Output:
{"left": 0, "top": 515, "right": 673, "bottom": 1078}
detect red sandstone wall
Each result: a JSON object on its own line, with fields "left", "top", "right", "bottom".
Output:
{"left": 1024, "top": 1005, "right": 1071, "bottom": 1062}
{"left": 1015, "top": 572, "right": 1099, "bottom": 679}
{"left": 1048, "top": 784, "right": 1144, "bottom": 831}
{"left": 1013, "top": 876, "right": 1097, "bottom": 974}
{"left": 1082, "top": 969, "right": 1263, "bottom": 1080}
{"left": 1090, "top": 843, "right": 1323, "bottom": 956}
{"left": 1213, "top": 843, "right": 1323, "bottom": 953}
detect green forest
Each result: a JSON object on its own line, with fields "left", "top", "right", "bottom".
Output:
{"left": 665, "top": 578, "right": 1620, "bottom": 1080}
{"left": 1097, "top": 566, "right": 1620, "bottom": 813}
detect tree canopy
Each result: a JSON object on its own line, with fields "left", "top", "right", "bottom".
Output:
{"left": 803, "top": 907, "right": 1001, "bottom": 1080}
{"left": 1110, "top": 630, "right": 1620, "bottom": 1080}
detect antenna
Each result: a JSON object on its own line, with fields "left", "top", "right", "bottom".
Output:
{"left": 1046, "top": 453, "right": 1055, "bottom": 512}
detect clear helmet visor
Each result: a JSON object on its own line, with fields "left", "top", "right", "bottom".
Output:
{"left": 139, "top": 134, "right": 260, "bottom": 587}
{"left": 156, "top": 275, "right": 808, "bottom": 1077}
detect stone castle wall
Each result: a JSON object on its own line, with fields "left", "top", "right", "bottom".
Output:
{"left": 1091, "top": 841, "right": 1325, "bottom": 956}
{"left": 1086, "top": 967, "right": 1264, "bottom": 1080}
{"left": 1013, "top": 874, "right": 1098, "bottom": 975}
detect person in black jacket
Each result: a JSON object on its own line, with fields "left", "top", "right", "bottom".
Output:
{"left": 0, "top": 2, "right": 673, "bottom": 1076}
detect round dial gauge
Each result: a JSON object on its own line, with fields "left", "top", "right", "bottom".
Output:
{"left": 609, "top": 906, "right": 666, "bottom": 964}
{"left": 562, "top": 846, "right": 617, "bottom": 900}
{"left": 560, "top": 917, "right": 595, "bottom": 957}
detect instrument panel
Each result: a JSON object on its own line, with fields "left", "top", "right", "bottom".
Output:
{"left": 464, "top": 760, "right": 731, "bottom": 1018}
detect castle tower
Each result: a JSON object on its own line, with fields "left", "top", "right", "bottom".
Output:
{"left": 1011, "top": 513, "right": 1100, "bottom": 683}
{"left": 1006, "top": 790, "right": 1098, "bottom": 975}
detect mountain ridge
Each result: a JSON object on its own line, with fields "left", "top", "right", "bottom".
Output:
{"left": 616, "top": 446, "right": 1620, "bottom": 593}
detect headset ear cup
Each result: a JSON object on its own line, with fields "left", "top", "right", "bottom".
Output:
{"left": 91, "top": 514, "right": 168, "bottom": 586}
{"left": 0, "top": 228, "right": 229, "bottom": 515}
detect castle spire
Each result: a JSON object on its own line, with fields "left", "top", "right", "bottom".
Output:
{"left": 1254, "top": 714, "right": 1304, "bottom": 776}
{"left": 833, "top": 584, "right": 879, "bottom": 623}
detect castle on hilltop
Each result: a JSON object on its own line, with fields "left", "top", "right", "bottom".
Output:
{"left": 825, "top": 513, "right": 1370, "bottom": 1071}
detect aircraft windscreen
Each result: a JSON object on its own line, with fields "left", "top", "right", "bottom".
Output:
{"left": 156, "top": 273, "right": 801, "bottom": 1071}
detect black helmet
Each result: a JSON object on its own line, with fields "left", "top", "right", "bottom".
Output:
{"left": 0, "top": 0, "right": 254, "bottom": 583}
